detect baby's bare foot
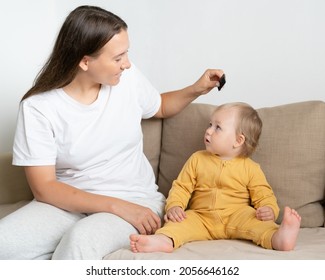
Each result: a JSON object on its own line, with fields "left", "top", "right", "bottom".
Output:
{"left": 129, "top": 234, "right": 173, "bottom": 253}
{"left": 272, "top": 206, "right": 301, "bottom": 251}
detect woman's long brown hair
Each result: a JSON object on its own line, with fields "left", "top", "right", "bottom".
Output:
{"left": 21, "top": 5, "right": 127, "bottom": 101}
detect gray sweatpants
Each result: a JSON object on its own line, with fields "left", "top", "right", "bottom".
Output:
{"left": 0, "top": 199, "right": 164, "bottom": 260}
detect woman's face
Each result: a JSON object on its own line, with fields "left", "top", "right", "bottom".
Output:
{"left": 83, "top": 29, "right": 131, "bottom": 86}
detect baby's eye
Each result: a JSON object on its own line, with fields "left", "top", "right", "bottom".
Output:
{"left": 215, "top": 125, "right": 221, "bottom": 131}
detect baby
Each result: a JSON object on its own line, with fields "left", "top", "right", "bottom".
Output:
{"left": 130, "top": 102, "right": 301, "bottom": 253}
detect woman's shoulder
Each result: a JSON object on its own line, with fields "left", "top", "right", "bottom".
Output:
{"left": 20, "top": 89, "right": 65, "bottom": 117}
{"left": 21, "top": 89, "right": 60, "bottom": 105}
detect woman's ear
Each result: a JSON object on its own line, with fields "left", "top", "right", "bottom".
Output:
{"left": 234, "top": 134, "right": 245, "bottom": 148}
{"left": 79, "top": 56, "right": 89, "bottom": 71}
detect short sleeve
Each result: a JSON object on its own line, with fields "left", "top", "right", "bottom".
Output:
{"left": 12, "top": 99, "right": 57, "bottom": 166}
{"left": 132, "top": 64, "right": 161, "bottom": 119}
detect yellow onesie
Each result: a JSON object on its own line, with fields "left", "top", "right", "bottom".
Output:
{"left": 156, "top": 150, "right": 280, "bottom": 249}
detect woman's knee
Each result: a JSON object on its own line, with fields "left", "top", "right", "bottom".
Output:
{"left": 52, "top": 213, "right": 135, "bottom": 259}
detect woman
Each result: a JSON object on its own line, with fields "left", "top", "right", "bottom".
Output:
{"left": 0, "top": 5, "right": 224, "bottom": 259}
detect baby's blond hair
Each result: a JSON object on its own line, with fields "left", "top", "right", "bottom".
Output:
{"left": 214, "top": 102, "right": 262, "bottom": 157}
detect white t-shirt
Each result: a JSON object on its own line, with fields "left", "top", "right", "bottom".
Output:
{"left": 13, "top": 64, "right": 165, "bottom": 203}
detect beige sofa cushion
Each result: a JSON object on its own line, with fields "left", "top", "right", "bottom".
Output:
{"left": 158, "top": 101, "right": 325, "bottom": 228}
{"left": 105, "top": 227, "right": 325, "bottom": 260}
{"left": 142, "top": 117, "right": 163, "bottom": 180}
{"left": 253, "top": 101, "right": 325, "bottom": 227}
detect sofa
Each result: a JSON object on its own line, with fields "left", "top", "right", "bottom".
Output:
{"left": 1, "top": 100, "right": 324, "bottom": 260}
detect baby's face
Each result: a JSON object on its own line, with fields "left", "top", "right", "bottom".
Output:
{"left": 204, "top": 107, "right": 239, "bottom": 159}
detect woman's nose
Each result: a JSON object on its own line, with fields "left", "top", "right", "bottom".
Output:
{"left": 121, "top": 57, "right": 131, "bottom": 70}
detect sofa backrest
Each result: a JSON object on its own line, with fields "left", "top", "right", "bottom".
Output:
{"left": 1, "top": 101, "right": 324, "bottom": 229}
{"left": 141, "top": 117, "right": 162, "bottom": 180}
{"left": 157, "top": 103, "right": 215, "bottom": 196}
{"left": 153, "top": 101, "right": 325, "bottom": 228}
{"left": 253, "top": 101, "right": 325, "bottom": 227}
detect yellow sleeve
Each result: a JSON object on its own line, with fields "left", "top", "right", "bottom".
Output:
{"left": 247, "top": 161, "right": 280, "bottom": 219}
{"left": 165, "top": 153, "right": 198, "bottom": 211}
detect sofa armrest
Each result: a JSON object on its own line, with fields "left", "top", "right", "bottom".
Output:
{"left": 0, "top": 153, "right": 33, "bottom": 204}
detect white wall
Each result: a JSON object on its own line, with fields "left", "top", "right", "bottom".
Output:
{"left": 1, "top": 0, "right": 324, "bottom": 153}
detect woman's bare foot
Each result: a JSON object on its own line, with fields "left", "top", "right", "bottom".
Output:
{"left": 129, "top": 234, "right": 174, "bottom": 253}
{"left": 272, "top": 206, "right": 301, "bottom": 251}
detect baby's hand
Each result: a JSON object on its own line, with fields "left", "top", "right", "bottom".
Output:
{"left": 256, "top": 206, "right": 275, "bottom": 221}
{"left": 164, "top": 206, "right": 186, "bottom": 222}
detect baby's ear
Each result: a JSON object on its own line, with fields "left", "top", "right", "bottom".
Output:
{"left": 234, "top": 134, "right": 245, "bottom": 148}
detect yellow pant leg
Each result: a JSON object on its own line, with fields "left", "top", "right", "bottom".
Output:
{"left": 155, "top": 210, "right": 213, "bottom": 249}
{"left": 224, "top": 206, "right": 279, "bottom": 249}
